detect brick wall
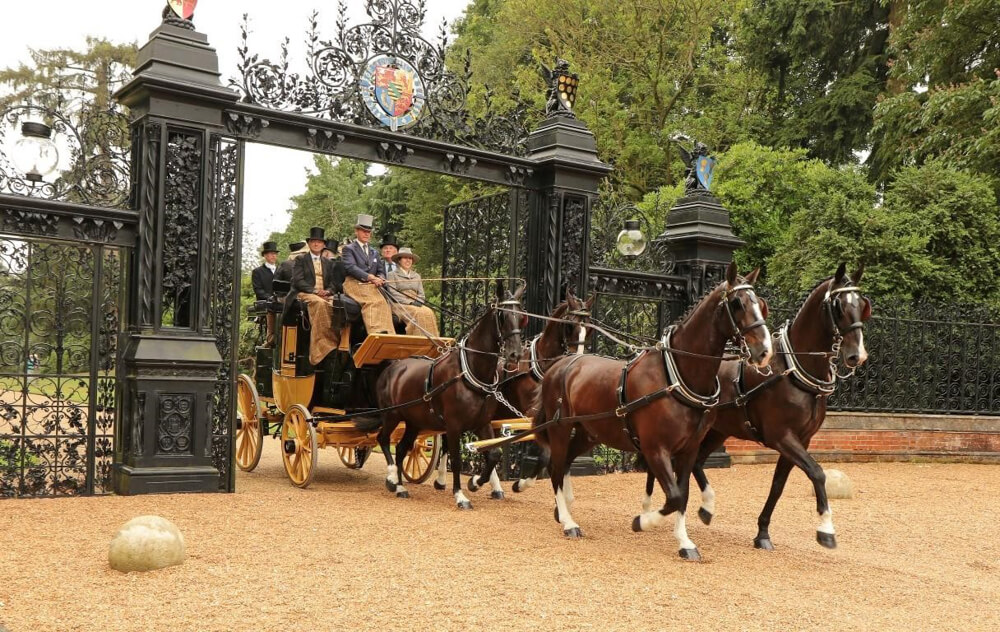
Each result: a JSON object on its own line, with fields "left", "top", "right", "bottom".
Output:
{"left": 725, "top": 412, "right": 1000, "bottom": 463}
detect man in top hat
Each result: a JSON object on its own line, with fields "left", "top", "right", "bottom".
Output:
{"left": 252, "top": 241, "right": 280, "bottom": 346}
{"left": 341, "top": 214, "right": 395, "bottom": 335}
{"left": 380, "top": 233, "right": 400, "bottom": 274}
{"left": 322, "top": 238, "right": 340, "bottom": 260}
{"left": 289, "top": 227, "right": 346, "bottom": 364}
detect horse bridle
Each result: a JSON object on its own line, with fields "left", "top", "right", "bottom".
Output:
{"left": 525, "top": 307, "right": 592, "bottom": 381}
{"left": 722, "top": 282, "right": 770, "bottom": 374}
{"left": 822, "top": 285, "right": 867, "bottom": 379}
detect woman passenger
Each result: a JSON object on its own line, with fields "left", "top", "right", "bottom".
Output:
{"left": 387, "top": 247, "right": 440, "bottom": 337}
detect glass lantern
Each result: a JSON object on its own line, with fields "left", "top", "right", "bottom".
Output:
{"left": 12, "top": 121, "right": 60, "bottom": 182}
{"left": 616, "top": 219, "right": 647, "bottom": 256}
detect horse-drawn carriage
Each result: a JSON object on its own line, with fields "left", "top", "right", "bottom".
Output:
{"left": 234, "top": 281, "right": 452, "bottom": 488}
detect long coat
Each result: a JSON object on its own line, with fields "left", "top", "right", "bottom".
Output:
{"left": 387, "top": 269, "right": 426, "bottom": 305}
{"left": 251, "top": 264, "right": 275, "bottom": 300}
{"left": 342, "top": 240, "right": 386, "bottom": 282}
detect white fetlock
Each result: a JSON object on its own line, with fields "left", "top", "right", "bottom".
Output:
{"left": 674, "top": 512, "right": 696, "bottom": 551}
{"left": 488, "top": 468, "right": 505, "bottom": 495}
{"left": 817, "top": 509, "right": 835, "bottom": 535}
{"left": 701, "top": 483, "right": 716, "bottom": 516}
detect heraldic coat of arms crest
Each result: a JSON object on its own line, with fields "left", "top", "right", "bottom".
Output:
{"left": 360, "top": 56, "right": 427, "bottom": 131}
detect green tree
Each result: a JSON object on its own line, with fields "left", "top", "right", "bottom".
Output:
{"left": 769, "top": 161, "right": 1000, "bottom": 306}
{"left": 870, "top": 1, "right": 1000, "bottom": 184}
{"left": 737, "top": 0, "right": 891, "bottom": 165}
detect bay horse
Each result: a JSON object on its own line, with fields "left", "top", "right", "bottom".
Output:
{"left": 669, "top": 263, "right": 870, "bottom": 550}
{"left": 532, "top": 262, "right": 772, "bottom": 560}
{"left": 355, "top": 281, "right": 526, "bottom": 509}
{"left": 429, "top": 290, "right": 595, "bottom": 495}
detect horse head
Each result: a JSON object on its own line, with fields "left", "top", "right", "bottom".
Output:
{"left": 495, "top": 280, "right": 526, "bottom": 371}
{"left": 721, "top": 262, "right": 773, "bottom": 368}
{"left": 826, "top": 262, "right": 871, "bottom": 369}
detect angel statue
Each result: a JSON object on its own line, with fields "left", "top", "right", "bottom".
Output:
{"left": 670, "top": 133, "right": 715, "bottom": 194}
{"left": 540, "top": 59, "right": 580, "bottom": 119}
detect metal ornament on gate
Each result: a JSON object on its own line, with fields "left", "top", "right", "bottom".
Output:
{"left": 166, "top": 0, "right": 197, "bottom": 20}
{"left": 359, "top": 56, "right": 426, "bottom": 132}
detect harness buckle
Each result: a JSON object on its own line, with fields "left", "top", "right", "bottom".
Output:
{"left": 615, "top": 405, "right": 628, "bottom": 418}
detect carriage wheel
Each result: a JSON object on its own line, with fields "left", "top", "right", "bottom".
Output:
{"left": 337, "top": 446, "right": 372, "bottom": 470}
{"left": 235, "top": 374, "right": 264, "bottom": 472}
{"left": 280, "top": 404, "right": 317, "bottom": 488}
{"left": 402, "top": 433, "right": 442, "bottom": 484}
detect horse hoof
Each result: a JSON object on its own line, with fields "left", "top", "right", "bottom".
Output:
{"left": 457, "top": 500, "right": 473, "bottom": 510}
{"left": 512, "top": 480, "right": 522, "bottom": 493}
{"left": 563, "top": 527, "right": 583, "bottom": 539}
{"left": 384, "top": 479, "right": 397, "bottom": 493}
{"left": 631, "top": 515, "right": 643, "bottom": 532}
{"left": 678, "top": 547, "right": 701, "bottom": 561}
{"left": 396, "top": 490, "right": 410, "bottom": 499}
{"left": 754, "top": 537, "right": 775, "bottom": 551}
{"left": 467, "top": 477, "right": 480, "bottom": 492}
{"left": 698, "top": 508, "right": 713, "bottom": 526}
{"left": 433, "top": 480, "right": 446, "bottom": 491}
{"left": 490, "top": 490, "right": 505, "bottom": 500}
{"left": 816, "top": 531, "right": 838, "bottom": 549}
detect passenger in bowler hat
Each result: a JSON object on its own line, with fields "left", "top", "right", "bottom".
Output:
{"left": 252, "top": 240, "right": 280, "bottom": 346}
{"left": 289, "top": 227, "right": 346, "bottom": 364}
{"left": 341, "top": 214, "right": 395, "bottom": 334}
{"left": 380, "top": 233, "right": 400, "bottom": 274}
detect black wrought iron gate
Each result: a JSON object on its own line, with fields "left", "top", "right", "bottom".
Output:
{"left": 0, "top": 199, "right": 133, "bottom": 496}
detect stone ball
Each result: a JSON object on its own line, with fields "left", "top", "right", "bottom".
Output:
{"left": 108, "top": 515, "right": 186, "bottom": 573}
{"left": 809, "top": 468, "right": 854, "bottom": 500}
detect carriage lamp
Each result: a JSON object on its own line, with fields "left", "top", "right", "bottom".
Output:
{"left": 616, "top": 219, "right": 647, "bottom": 256}
{"left": 12, "top": 121, "right": 60, "bottom": 182}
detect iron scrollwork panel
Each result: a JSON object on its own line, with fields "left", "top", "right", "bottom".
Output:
{"left": 441, "top": 191, "right": 518, "bottom": 337}
{"left": 208, "top": 136, "right": 240, "bottom": 492}
{"left": 161, "top": 130, "right": 203, "bottom": 329}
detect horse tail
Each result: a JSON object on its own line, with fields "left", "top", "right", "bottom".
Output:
{"left": 353, "top": 415, "right": 383, "bottom": 433}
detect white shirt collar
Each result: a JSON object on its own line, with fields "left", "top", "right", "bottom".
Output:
{"left": 311, "top": 254, "right": 321, "bottom": 261}
{"left": 265, "top": 262, "right": 276, "bottom": 272}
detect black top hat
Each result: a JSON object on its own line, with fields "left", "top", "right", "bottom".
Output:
{"left": 307, "top": 226, "right": 326, "bottom": 242}
{"left": 323, "top": 238, "right": 340, "bottom": 253}
{"left": 288, "top": 241, "right": 306, "bottom": 252}
{"left": 261, "top": 241, "right": 279, "bottom": 255}
{"left": 379, "top": 233, "right": 399, "bottom": 248}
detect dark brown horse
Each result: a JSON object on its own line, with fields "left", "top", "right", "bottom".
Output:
{"left": 667, "top": 263, "right": 870, "bottom": 550}
{"left": 429, "top": 290, "right": 594, "bottom": 495}
{"left": 532, "top": 263, "right": 772, "bottom": 559}
{"left": 355, "top": 281, "right": 526, "bottom": 509}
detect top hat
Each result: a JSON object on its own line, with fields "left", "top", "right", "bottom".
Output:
{"left": 391, "top": 247, "right": 420, "bottom": 263}
{"left": 380, "top": 233, "right": 399, "bottom": 248}
{"left": 354, "top": 213, "right": 375, "bottom": 230}
{"left": 307, "top": 226, "right": 326, "bottom": 242}
{"left": 323, "top": 238, "right": 340, "bottom": 253}
{"left": 260, "top": 240, "right": 279, "bottom": 255}
{"left": 288, "top": 241, "right": 306, "bottom": 252}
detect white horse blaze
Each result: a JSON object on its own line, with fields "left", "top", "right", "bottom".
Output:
{"left": 555, "top": 487, "right": 579, "bottom": 531}
{"left": 857, "top": 330, "right": 868, "bottom": 364}
{"left": 575, "top": 327, "right": 587, "bottom": 355}
{"left": 817, "top": 509, "right": 835, "bottom": 535}
{"left": 674, "top": 512, "right": 696, "bottom": 551}
{"left": 700, "top": 483, "right": 716, "bottom": 515}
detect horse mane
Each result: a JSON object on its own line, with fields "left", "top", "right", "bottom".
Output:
{"left": 669, "top": 276, "right": 738, "bottom": 329}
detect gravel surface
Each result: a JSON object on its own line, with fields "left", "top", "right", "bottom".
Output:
{"left": 2, "top": 451, "right": 999, "bottom": 632}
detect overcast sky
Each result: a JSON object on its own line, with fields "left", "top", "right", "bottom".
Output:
{"left": 0, "top": 0, "right": 472, "bottom": 251}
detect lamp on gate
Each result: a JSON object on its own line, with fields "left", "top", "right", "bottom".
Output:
{"left": 12, "top": 121, "right": 60, "bottom": 183}
{"left": 616, "top": 219, "right": 647, "bottom": 256}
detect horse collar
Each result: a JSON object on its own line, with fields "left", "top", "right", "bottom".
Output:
{"left": 659, "top": 326, "right": 722, "bottom": 409}
{"left": 777, "top": 322, "right": 836, "bottom": 396}
{"left": 459, "top": 336, "right": 501, "bottom": 393}
{"left": 528, "top": 335, "right": 545, "bottom": 382}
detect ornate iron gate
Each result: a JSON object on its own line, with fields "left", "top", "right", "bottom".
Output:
{"left": 0, "top": 219, "right": 130, "bottom": 497}
{"left": 441, "top": 189, "right": 530, "bottom": 336}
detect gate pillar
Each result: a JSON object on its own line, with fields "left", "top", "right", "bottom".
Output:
{"left": 524, "top": 75, "right": 611, "bottom": 318}
{"left": 112, "top": 13, "right": 242, "bottom": 494}
{"left": 655, "top": 178, "right": 744, "bottom": 469}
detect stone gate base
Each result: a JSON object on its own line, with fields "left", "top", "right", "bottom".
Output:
{"left": 726, "top": 412, "right": 1000, "bottom": 464}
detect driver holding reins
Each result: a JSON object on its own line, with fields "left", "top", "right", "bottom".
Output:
{"left": 341, "top": 213, "right": 396, "bottom": 335}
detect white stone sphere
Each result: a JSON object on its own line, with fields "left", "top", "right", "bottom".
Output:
{"left": 810, "top": 468, "right": 854, "bottom": 500}
{"left": 108, "top": 515, "right": 186, "bottom": 573}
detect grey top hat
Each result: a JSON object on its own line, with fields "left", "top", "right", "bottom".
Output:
{"left": 391, "top": 247, "right": 420, "bottom": 263}
{"left": 355, "top": 213, "right": 374, "bottom": 230}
